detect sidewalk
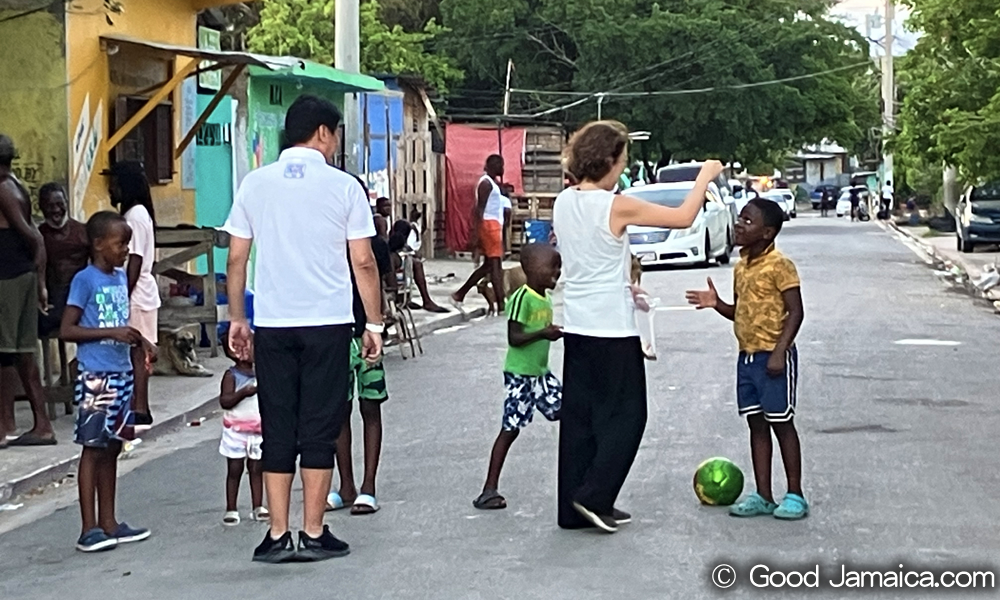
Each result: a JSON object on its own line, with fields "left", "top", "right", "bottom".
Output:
{"left": 0, "top": 257, "right": 495, "bottom": 505}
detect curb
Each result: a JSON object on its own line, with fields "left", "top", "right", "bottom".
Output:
{"left": 881, "top": 221, "right": 998, "bottom": 303}
{"left": 0, "top": 395, "right": 223, "bottom": 505}
{"left": 0, "top": 307, "right": 486, "bottom": 504}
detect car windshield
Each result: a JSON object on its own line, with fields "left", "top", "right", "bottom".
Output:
{"left": 656, "top": 166, "right": 702, "bottom": 183}
{"left": 629, "top": 188, "right": 692, "bottom": 207}
{"left": 972, "top": 183, "right": 1000, "bottom": 202}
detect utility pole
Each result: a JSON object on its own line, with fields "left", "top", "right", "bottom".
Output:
{"left": 335, "top": 0, "right": 361, "bottom": 173}
{"left": 881, "top": 0, "right": 894, "bottom": 194}
{"left": 502, "top": 59, "right": 514, "bottom": 116}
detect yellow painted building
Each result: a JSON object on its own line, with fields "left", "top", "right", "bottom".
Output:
{"left": 0, "top": 0, "right": 245, "bottom": 223}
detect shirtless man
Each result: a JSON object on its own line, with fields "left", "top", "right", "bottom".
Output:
{"left": 0, "top": 134, "right": 56, "bottom": 447}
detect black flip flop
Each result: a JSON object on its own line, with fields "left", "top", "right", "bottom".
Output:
{"left": 8, "top": 433, "right": 57, "bottom": 446}
{"left": 473, "top": 489, "right": 507, "bottom": 510}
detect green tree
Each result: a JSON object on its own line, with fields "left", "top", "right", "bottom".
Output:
{"left": 893, "top": 0, "right": 1000, "bottom": 182}
{"left": 247, "top": 0, "right": 462, "bottom": 93}
{"left": 438, "top": 0, "right": 878, "bottom": 167}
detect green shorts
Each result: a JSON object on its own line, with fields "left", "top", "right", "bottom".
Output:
{"left": 349, "top": 337, "right": 388, "bottom": 403}
{"left": 0, "top": 271, "right": 39, "bottom": 354}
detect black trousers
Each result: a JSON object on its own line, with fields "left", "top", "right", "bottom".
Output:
{"left": 558, "top": 334, "right": 648, "bottom": 528}
{"left": 255, "top": 324, "right": 352, "bottom": 473}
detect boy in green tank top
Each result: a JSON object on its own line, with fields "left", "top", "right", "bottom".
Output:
{"left": 473, "top": 244, "right": 563, "bottom": 510}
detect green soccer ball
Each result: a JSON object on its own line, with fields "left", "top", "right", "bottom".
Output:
{"left": 693, "top": 457, "right": 744, "bottom": 506}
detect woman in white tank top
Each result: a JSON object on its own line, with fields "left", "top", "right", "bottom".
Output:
{"left": 552, "top": 121, "right": 723, "bottom": 532}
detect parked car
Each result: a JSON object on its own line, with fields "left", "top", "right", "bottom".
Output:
{"left": 810, "top": 185, "right": 841, "bottom": 210}
{"left": 761, "top": 189, "right": 796, "bottom": 220}
{"left": 627, "top": 182, "right": 734, "bottom": 268}
{"left": 956, "top": 182, "right": 1000, "bottom": 253}
{"left": 835, "top": 186, "right": 870, "bottom": 217}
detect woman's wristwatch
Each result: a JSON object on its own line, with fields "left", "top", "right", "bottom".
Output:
{"left": 365, "top": 322, "right": 385, "bottom": 334}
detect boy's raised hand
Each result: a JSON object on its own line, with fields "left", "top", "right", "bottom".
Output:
{"left": 685, "top": 278, "right": 718, "bottom": 309}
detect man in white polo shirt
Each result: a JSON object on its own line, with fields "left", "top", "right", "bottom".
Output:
{"left": 223, "top": 95, "right": 384, "bottom": 564}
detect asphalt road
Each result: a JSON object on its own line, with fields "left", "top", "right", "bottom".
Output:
{"left": 2, "top": 214, "right": 998, "bottom": 599}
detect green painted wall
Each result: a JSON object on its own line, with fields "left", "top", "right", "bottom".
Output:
{"left": 194, "top": 94, "right": 234, "bottom": 274}
{"left": 0, "top": 7, "right": 68, "bottom": 215}
{"left": 246, "top": 77, "right": 345, "bottom": 170}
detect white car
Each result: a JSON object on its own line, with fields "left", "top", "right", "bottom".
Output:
{"left": 835, "top": 186, "right": 870, "bottom": 217}
{"left": 761, "top": 189, "right": 796, "bottom": 220}
{"left": 627, "top": 182, "right": 735, "bottom": 268}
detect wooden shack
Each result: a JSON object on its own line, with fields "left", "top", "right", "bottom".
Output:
{"left": 509, "top": 126, "right": 565, "bottom": 256}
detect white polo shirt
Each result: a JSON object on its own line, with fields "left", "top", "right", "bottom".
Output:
{"left": 223, "top": 147, "right": 376, "bottom": 328}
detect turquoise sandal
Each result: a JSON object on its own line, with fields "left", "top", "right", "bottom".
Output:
{"left": 729, "top": 493, "right": 778, "bottom": 517}
{"left": 774, "top": 493, "right": 809, "bottom": 520}
{"left": 325, "top": 491, "right": 350, "bottom": 511}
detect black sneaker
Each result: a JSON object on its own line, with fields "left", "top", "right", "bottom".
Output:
{"left": 572, "top": 501, "right": 618, "bottom": 533}
{"left": 134, "top": 413, "right": 153, "bottom": 426}
{"left": 612, "top": 509, "right": 631, "bottom": 525}
{"left": 296, "top": 525, "right": 350, "bottom": 562}
{"left": 252, "top": 530, "right": 296, "bottom": 564}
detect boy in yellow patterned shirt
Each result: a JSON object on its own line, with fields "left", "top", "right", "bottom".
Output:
{"left": 686, "top": 198, "right": 807, "bottom": 520}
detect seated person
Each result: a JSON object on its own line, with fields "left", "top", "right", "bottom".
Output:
{"left": 391, "top": 217, "right": 448, "bottom": 313}
{"left": 37, "top": 182, "right": 89, "bottom": 338}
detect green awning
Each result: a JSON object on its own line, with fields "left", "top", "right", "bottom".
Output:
{"left": 248, "top": 61, "right": 385, "bottom": 93}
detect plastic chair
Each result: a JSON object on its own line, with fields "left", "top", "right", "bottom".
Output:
{"left": 388, "top": 252, "right": 423, "bottom": 359}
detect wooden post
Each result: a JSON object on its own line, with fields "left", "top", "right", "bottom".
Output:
{"left": 107, "top": 58, "right": 199, "bottom": 151}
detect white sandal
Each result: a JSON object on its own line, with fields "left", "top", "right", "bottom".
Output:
{"left": 223, "top": 511, "right": 241, "bottom": 526}
{"left": 251, "top": 506, "right": 270, "bottom": 521}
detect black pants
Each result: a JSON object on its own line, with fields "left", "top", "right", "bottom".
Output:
{"left": 255, "top": 325, "right": 352, "bottom": 473}
{"left": 558, "top": 334, "right": 648, "bottom": 528}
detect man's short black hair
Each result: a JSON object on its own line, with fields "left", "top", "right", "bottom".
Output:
{"left": 749, "top": 198, "right": 785, "bottom": 234}
{"left": 485, "top": 154, "right": 504, "bottom": 172}
{"left": 86, "top": 210, "right": 127, "bottom": 245}
{"left": 0, "top": 134, "right": 15, "bottom": 168}
{"left": 284, "top": 95, "right": 342, "bottom": 146}
{"left": 39, "top": 182, "right": 65, "bottom": 203}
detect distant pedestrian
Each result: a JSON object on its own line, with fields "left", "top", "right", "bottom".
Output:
{"left": 223, "top": 95, "right": 384, "bottom": 563}
{"left": 109, "top": 161, "right": 159, "bottom": 427}
{"left": 0, "top": 133, "right": 56, "bottom": 447}
{"left": 849, "top": 188, "right": 861, "bottom": 222}
{"left": 218, "top": 327, "right": 267, "bottom": 527}
{"left": 881, "top": 180, "right": 894, "bottom": 215}
{"left": 552, "top": 120, "right": 722, "bottom": 532}
{"left": 451, "top": 155, "right": 507, "bottom": 314}
{"left": 819, "top": 188, "right": 831, "bottom": 218}
{"left": 61, "top": 211, "right": 154, "bottom": 552}
{"left": 686, "top": 197, "right": 808, "bottom": 520}
{"left": 473, "top": 243, "right": 563, "bottom": 510}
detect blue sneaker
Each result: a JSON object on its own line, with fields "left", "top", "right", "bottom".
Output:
{"left": 111, "top": 522, "right": 151, "bottom": 544}
{"left": 773, "top": 493, "right": 809, "bottom": 520}
{"left": 76, "top": 528, "right": 118, "bottom": 552}
{"left": 729, "top": 493, "right": 778, "bottom": 517}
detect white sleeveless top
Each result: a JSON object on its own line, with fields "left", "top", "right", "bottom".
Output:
{"left": 552, "top": 187, "right": 638, "bottom": 338}
{"left": 479, "top": 174, "right": 505, "bottom": 223}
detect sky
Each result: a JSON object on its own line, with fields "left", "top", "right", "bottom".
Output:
{"left": 832, "top": 0, "right": 919, "bottom": 55}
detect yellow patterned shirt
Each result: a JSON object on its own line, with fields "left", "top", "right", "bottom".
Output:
{"left": 733, "top": 244, "right": 800, "bottom": 353}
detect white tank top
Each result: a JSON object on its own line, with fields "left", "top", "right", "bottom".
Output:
{"left": 552, "top": 187, "right": 638, "bottom": 338}
{"left": 479, "top": 174, "right": 505, "bottom": 223}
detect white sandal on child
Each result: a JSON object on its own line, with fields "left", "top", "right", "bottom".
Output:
{"left": 223, "top": 511, "right": 241, "bottom": 526}
{"left": 251, "top": 506, "right": 270, "bottom": 521}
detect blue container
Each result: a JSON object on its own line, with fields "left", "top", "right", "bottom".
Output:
{"left": 524, "top": 220, "right": 554, "bottom": 246}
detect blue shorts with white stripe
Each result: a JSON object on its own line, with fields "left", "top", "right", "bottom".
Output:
{"left": 736, "top": 347, "right": 798, "bottom": 423}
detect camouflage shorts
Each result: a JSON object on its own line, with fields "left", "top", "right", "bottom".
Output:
{"left": 349, "top": 337, "right": 388, "bottom": 403}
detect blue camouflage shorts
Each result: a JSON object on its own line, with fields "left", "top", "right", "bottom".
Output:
{"left": 502, "top": 372, "right": 562, "bottom": 431}
{"left": 74, "top": 371, "right": 136, "bottom": 448}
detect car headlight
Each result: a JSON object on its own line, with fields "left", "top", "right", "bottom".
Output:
{"left": 629, "top": 231, "right": 669, "bottom": 244}
{"left": 671, "top": 226, "right": 697, "bottom": 238}
{"left": 970, "top": 213, "right": 993, "bottom": 224}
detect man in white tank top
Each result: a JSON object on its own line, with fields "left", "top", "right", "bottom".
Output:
{"left": 451, "top": 155, "right": 508, "bottom": 313}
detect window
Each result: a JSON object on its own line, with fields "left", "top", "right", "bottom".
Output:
{"left": 112, "top": 96, "right": 174, "bottom": 184}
